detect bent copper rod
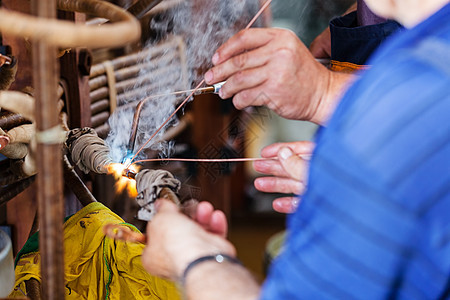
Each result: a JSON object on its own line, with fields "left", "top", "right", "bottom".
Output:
{"left": 125, "top": 82, "right": 225, "bottom": 159}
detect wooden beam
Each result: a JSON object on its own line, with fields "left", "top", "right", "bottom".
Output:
{"left": 31, "top": 0, "right": 65, "bottom": 298}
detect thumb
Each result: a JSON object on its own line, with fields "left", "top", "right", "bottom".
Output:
{"left": 277, "top": 147, "right": 304, "bottom": 181}
{"left": 155, "top": 198, "right": 179, "bottom": 213}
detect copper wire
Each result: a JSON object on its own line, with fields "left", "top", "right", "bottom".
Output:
{"left": 127, "top": 0, "right": 273, "bottom": 168}
{"left": 130, "top": 153, "right": 311, "bottom": 166}
{"left": 132, "top": 157, "right": 274, "bottom": 164}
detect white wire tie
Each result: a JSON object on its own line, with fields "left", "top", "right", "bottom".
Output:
{"left": 35, "top": 125, "right": 67, "bottom": 144}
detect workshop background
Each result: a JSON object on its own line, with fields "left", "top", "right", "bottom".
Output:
{"left": 0, "top": 0, "right": 352, "bottom": 297}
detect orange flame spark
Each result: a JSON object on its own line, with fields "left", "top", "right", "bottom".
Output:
{"left": 107, "top": 163, "right": 140, "bottom": 197}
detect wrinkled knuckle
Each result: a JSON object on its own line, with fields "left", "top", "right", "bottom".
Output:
{"left": 277, "top": 48, "right": 294, "bottom": 61}
{"left": 212, "top": 66, "right": 222, "bottom": 79}
{"left": 232, "top": 52, "right": 247, "bottom": 69}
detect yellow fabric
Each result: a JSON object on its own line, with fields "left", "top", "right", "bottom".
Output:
{"left": 330, "top": 60, "right": 370, "bottom": 73}
{"left": 9, "top": 202, "right": 181, "bottom": 299}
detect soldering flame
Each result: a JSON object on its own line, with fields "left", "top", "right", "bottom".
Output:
{"left": 107, "top": 163, "right": 139, "bottom": 197}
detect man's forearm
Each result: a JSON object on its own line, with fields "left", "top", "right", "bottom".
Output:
{"left": 184, "top": 260, "right": 260, "bottom": 300}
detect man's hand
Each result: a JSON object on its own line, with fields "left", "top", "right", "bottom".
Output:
{"left": 309, "top": 1, "right": 356, "bottom": 59}
{"left": 142, "top": 199, "right": 235, "bottom": 281}
{"left": 253, "top": 141, "right": 314, "bottom": 213}
{"left": 309, "top": 27, "right": 331, "bottom": 59}
{"left": 184, "top": 200, "right": 228, "bottom": 237}
{"left": 205, "top": 28, "right": 331, "bottom": 124}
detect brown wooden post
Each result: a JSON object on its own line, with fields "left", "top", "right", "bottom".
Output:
{"left": 31, "top": 0, "right": 66, "bottom": 298}
{"left": 2, "top": 0, "right": 38, "bottom": 256}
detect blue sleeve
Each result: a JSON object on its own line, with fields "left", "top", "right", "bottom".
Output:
{"left": 260, "top": 37, "right": 450, "bottom": 300}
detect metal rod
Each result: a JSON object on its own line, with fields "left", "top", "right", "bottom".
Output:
{"left": 62, "top": 155, "right": 97, "bottom": 207}
{"left": 0, "top": 176, "right": 35, "bottom": 207}
{"left": 0, "top": 110, "right": 31, "bottom": 131}
{"left": 89, "top": 51, "right": 180, "bottom": 90}
{"left": 91, "top": 111, "right": 109, "bottom": 128}
{"left": 90, "top": 65, "right": 183, "bottom": 103}
{"left": 90, "top": 99, "right": 110, "bottom": 115}
{"left": 0, "top": 0, "right": 141, "bottom": 49}
{"left": 0, "top": 172, "right": 20, "bottom": 186}
{"left": 31, "top": 0, "right": 65, "bottom": 298}
{"left": 89, "top": 38, "right": 181, "bottom": 78}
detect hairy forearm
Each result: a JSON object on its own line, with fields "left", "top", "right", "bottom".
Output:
{"left": 184, "top": 261, "right": 260, "bottom": 300}
{"left": 310, "top": 71, "right": 356, "bottom": 125}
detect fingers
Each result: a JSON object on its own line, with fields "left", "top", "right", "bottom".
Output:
{"left": 195, "top": 201, "right": 228, "bottom": 237}
{"left": 260, "top": 141, "right": 315, "bottom": 158}
{"left": 231, "top": 83, "right": 268, "bottom": 110}
{"left": 209, "top": 210, "right": 228, "bottom": 238}
{"left": 254, "top": 176, "right": 305, "bottom": 195}
{"left": 255, "top": 144, "right": 311, "bottom": 181}
{"left": 155, "top": 199, "right": 228, "bottom": 238}
{"left": 253, "top": 159, "right": 290, "bottom": 178}
{"left": 143, "top": 200, "right": 235, "bottom": 280}
{"left": 278, "top": 147, "right": 305, "bottom": 181}
{"left": 212, "top": 28, "right": 276, "bottom": 66}
{"left": 220, "top": 68, "right": 267, "bottom": 100}
{"left": 205, "top": 45, "right": 270, "bottom": 85}
{"left": 309, "top": 28, "right": 331, "bottom": 59}
{"left": 195, "top": 201, "right": 214, "bottom": 225}
{"left": 272, "top": 197, "right": 300, "bottom": 214}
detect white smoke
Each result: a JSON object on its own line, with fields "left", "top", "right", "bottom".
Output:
{"left": 106, "top": 0, "right": 262, "bottom": 163}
